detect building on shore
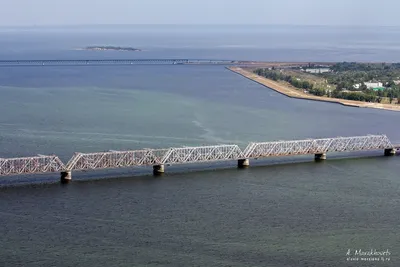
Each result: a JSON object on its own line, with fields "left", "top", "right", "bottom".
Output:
{"left": 304, "top": 68, "right": 331, "bottom": 74}
{"left": 342, "top": 90, "right": 363, "bottom": 93}
{"left": 353, "top": 82, "right": 383, "bottom": 89}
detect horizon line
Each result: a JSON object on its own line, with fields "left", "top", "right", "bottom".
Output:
{"left": 1, "top": 23, "right": 400, "bottom": 28}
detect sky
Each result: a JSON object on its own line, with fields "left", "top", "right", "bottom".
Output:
{"left": 1, "top": 0, "right": 399, "bottom": 27}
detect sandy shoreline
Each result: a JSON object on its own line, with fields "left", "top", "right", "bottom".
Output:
{"left": 228, "top": 67, "right": 400, "bottom": 112}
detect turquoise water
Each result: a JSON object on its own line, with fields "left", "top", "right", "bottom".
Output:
{"left": 0, "top": 26, "right": 399, "bottom": 266}
{"left": 1, "top": 65, "right": 398, "bottom": 162}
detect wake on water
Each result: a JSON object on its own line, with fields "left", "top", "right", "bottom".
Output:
{"left": 191, "top": 119, "right": 245, "bottom": 145}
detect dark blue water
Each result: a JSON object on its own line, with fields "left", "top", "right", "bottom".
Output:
{"left": 0, "top": 25, "right": 399, "bottom": 266}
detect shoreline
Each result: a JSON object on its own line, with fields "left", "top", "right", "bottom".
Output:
{"left": 228, "top": 67, "right": 400, "bottom": 112}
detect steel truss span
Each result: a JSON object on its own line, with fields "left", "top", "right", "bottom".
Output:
{"left": 0, "top": 135, "right": 395, "bottom": 177}
{"left": 65, "top": 149, "right": 170, "bottom": 171}
{"left": 161, "top": 145, "right": 244, "bottom": 165}
{"left": 243, "top": 135, "right": 393, "bottom": 158}
{"left": 0, "top": 155, "right": 65, "bottom": 176}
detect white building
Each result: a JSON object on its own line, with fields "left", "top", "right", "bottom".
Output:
{"left": 353, "top": 82, "right": 383, "bottom": 89}
{"left": 305, "top": 68, "right": 330, "bottom": 74}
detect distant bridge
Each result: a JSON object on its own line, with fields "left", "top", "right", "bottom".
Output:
{"left": 0, "top": 59, "right": 247, "bottom": 66}
{"left": 0, "top": 135, "right": 398, "bottom": 183}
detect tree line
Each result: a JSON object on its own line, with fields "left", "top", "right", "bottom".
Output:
{"left": 254, "top": 68, "right": 400, "bottom": 104}
{"left": 254, "top": 68, "right": 326, "bottom": 96}
{"left": 254, "top": 69, "right": 314, "bottom": 89}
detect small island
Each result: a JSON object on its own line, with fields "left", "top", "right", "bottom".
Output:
{"left": 84, "top": 46, "right": 142, "bottom": 52}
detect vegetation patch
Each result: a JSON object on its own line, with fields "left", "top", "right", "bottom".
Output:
{"left": 254, "top": 62, "right": 400, "bottom": 104}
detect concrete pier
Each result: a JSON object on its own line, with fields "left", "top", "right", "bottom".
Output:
{"left": 238, "top": 159, "right": 250, "bottom": 168}
{"left": 315, "top": 153, "right": 327, "bottom": 161}
{"left": 60, "top": 171, "right": 72, "bottom": 184}
{"left": 153, "top": 164, "right": 165, "bottom": 176}
{"left": 384, "top": 148, "right": 396, "bottom": 156}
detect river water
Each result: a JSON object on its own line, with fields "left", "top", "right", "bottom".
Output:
{"left": 0, "top": 25, "right": 399, "bottom": 266}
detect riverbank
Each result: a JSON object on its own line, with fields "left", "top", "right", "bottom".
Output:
{"left": 228, "top": 67, "right": 400, "bottom": 112}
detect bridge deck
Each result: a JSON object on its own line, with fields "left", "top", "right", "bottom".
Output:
{"left": 0, "top": 59, "right": 242, "bottom": 66}
{"left": 0, "top": 135, "right": 395, "bottom": 177}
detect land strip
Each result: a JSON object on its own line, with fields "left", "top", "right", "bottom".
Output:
{"left": 228, "top": 67, "right": 400, "bottom": 112}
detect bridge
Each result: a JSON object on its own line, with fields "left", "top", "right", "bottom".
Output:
{"left": 0, "top": 135, "right": 398, "bottom": 184}
{"left": 0, "top": 59, "right": 246, "bottom": 66}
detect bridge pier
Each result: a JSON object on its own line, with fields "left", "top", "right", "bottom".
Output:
{"left": 238, "top": 159, "right": 250, "bottom": 168}
{"left": 153, "top": 164, "right": 165, "bottom": 176}
{"left": 60, "top": 171, "right": 72, "bottom": 184}
{"left": 384, "top": 148, "right": 396, "bottom": 156}
{"left": 315, "top": 153, "right": 327, "bottom": 161}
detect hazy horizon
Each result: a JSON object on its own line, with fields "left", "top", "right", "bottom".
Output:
{"left": 2, "top": 24, "right": 400, "bottom": 30}
{"left": 2, "top": 0, "right": 400, "bottom": 27}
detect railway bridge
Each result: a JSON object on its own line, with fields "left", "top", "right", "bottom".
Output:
{"left": 0, "top": 59, "right": 244, "bottom": 66}
{"left": 0, "top": 134, "right": 398, "bottom": 184}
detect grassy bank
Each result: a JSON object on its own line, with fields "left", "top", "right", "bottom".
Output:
{"left": 228, "top": 67, "right": 400, "bottom": 112}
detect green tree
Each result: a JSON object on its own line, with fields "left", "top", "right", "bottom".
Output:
{"left": 360, "top": 83, "right": 368, "bottom": 91}
{"left": 386, "top": 80, "right": 396, "bottom": 88}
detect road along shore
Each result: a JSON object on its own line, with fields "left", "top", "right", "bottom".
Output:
{"left": 228, "top": 67, "right": 400, "bottom": 112}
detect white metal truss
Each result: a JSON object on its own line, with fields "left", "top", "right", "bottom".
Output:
{"left": 65, "top": 149, "right": 170, "bottom": 171}
{"left": 243, "top": 135, "right": 393, "bottom": 158}
{"left": 161, "top": 145, "right": 244, "bottom": 165}
{"left": 0, "top": 155, "right": 65, "bottom": 176}
{"left": 0, "top": 135, "right": 395, "bottom": 176}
